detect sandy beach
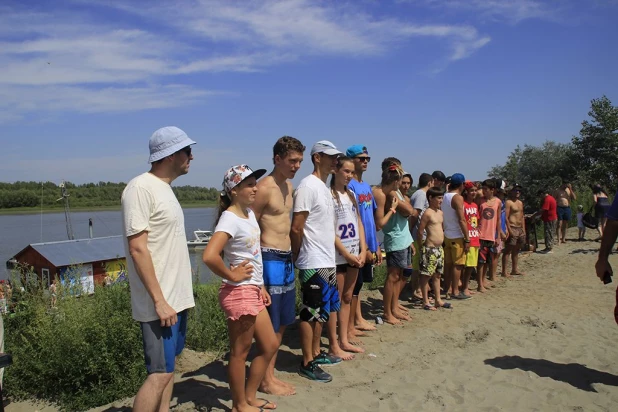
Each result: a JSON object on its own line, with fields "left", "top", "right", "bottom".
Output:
{"left": 7, "top": 227, "right": 618, "bottom": 412}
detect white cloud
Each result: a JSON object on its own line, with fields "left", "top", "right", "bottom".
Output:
{"left": 0, "top": 84, "right": 220, "bottom": 122}
{"left": 408, "top": 0, "right": 561, "bottom": 23}
{"left": 0, "top": 0, "right": 493, "bottom": 121}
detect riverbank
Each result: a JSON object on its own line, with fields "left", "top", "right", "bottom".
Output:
{"left": 6, "top": 227, "right": 618, "bottom": 411}
{"left": 0, "top": 202, "right": 216, "bottom": 216}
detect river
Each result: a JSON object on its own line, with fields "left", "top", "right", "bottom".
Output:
{"left": 0, "top": 208, "right": 218, "bottom": 282}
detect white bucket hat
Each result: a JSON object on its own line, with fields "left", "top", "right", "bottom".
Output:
{"left": 148, "top": 126, "right": 196, "bottom": 163}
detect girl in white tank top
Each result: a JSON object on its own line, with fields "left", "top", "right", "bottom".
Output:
{"left": 331, "top": 157, "right": 367, "bottom": 354}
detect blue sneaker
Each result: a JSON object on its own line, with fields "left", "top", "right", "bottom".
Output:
{"left": 313, "top": 351, "right": 342, "bottom": 366}
{"left": 298, "top": 361, "right": 332, "bottom": 382}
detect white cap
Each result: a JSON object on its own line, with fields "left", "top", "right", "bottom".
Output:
{"left": 148, "top": 126, "right": 196, "bottom": 163}
{"left": 310, "top": 140, "right": 342, "bottom": 156}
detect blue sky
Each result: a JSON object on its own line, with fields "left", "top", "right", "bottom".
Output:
{"left": 1, "top": 0, "right": 617, "bottom": 189}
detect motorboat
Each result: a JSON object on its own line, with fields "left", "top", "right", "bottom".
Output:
{"left": 187, "top": 230, "right": 213, "bottom": 248}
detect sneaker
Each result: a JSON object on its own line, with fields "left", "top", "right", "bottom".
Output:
{"left": 298, "top": 361, "right": 332, "bottom": 382}
{"left": 313, "top": 351, "right": 342, "bottom": 366}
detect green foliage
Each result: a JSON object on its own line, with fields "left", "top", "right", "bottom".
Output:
{"left": 4, "top": 272, "right": 145, "bottom": 411}
{"left": 3, "top": 268, "right": 233, "bottom": 410}
{"left": 572, "top": 95, "right": 618, "bottom": 190}
{"left": 185, "top": 282, "right": 228, "bottom": 353}
{"left": 0, "top": 181, "right": 219, "bottom": 209}
{"left": 488, "top": 141, "right": 577, "bottom": 207}
{"left": 489, "top": 96, "right": 618, "bottom": 208}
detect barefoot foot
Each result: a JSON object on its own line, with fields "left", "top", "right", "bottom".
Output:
{"left": 339, "top": 341, "right": 365, "bottom": 353}
{"left": 330, "top": 349, "right": 355, "bottom": 361}
{"left": 259, "top": 381, "right": 296, "bottom": 396}
{"left": 394, "top": 311, "right": 411, "bottom": 321}
{"left": 383, "top": 315, "right": 402, "bottom": 325}
{"left": 355, "top": 321, "right": 377, "bottom": 331}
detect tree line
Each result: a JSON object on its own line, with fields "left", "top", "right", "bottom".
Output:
{"left": 489, "top": 95, "right": 617, "bottom": 211}
{"left": 0, "top": 181, "right": 220, "bottom": 209}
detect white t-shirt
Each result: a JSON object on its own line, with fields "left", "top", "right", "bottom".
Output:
{"left": 293, "top": 174, "right": 337, "bottom": 269}
{"left": 214, "top": 209, "right": 263, "bottom": 286}
{"left": 122, "top": 172, "right": 195, "bottom": 322}
{"left": 410, "top": 189, "right": 428, "bottom": 241}
{"left": 334, "top": 192, "right": 360, "bottom": 265}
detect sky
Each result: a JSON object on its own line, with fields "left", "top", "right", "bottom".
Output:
{"left": 1, "top": 0, "right": 617, "bottom": 189}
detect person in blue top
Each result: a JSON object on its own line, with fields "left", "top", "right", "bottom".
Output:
{"left": 346, "top": 145, "right": 381, "bottom": 337}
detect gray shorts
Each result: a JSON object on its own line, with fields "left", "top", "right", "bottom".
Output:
{"left": 385, "top": 247, "right": 411, "bottom": 269}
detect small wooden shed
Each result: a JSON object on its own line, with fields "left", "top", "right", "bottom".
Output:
{"left": 6, "top": 236, "right": 126, "bottom": 291}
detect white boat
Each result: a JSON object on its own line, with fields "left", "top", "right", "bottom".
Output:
{"left": 187, "top": 230, "right": 213, "bottom": 248}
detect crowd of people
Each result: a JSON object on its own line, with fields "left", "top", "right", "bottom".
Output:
{"left": 120, "top": 126, "right": 617, "bottom": 412}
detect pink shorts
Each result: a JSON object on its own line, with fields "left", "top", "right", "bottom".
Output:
{"left": 219, "top": 283, "right": 266, "bottom": 321}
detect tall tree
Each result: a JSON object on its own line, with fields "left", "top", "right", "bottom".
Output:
{"left": 489, "top": 141, "right": 576, "bottom": 206}
{"left": 572, "top": 95, "right": 618, "bottom": 190}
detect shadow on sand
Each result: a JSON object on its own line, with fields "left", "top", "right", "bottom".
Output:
{"left": 484, "top": 355, "right": 618, "bottom": 392}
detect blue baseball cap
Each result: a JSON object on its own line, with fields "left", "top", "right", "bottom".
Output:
{"left": 346, "top": 144, "right": 369, "bottom": 158}
{"left": 451, "top": 173, "right": 465, "bottom": 185}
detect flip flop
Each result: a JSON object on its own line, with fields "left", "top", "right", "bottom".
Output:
{"left": 257, "top": 398, "right": 277, "bottom": 410}
{"left": 439, "top": 302, "right": 453, "bottom": 309}
{"left": 453, "top": 293, "right": 471, "bottom": 300}
{"left": 423, "top": 304, "right": 437, "bottom": 311}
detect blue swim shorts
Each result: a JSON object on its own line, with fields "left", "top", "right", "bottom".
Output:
{"left": 298, "top": 267, "right": 339, "bottom": 323}
{"left": 262, "top": 248, "right": 296, "bottom": 331}
{"left": 140, "top": 309, "right": 188, "bottom": 374}
{"left": 557, "top": 206, "right": 572, "bottom": 221}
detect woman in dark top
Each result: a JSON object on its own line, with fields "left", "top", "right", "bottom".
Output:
{"left": 593, "top": 184, "right": 611, "bottom": 239}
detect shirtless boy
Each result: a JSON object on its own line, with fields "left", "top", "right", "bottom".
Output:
{"left": 555, "top": 181, "right": 576, "bottom": 244}
{"left": 503, "top": 184, "right": 526, "bottom": 278}
{"left": 253, "top": 136, "right": 305, "bottom": 395}
{"left": 417, "top": 187, "right": 451, "bottom": 310}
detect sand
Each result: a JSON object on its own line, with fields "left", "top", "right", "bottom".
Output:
{"left": 7, "top": 227, "right": 618, "bottom": 412}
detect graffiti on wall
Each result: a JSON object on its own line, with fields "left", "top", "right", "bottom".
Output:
{"left": 104, "top": 259, "right": 127, "bottom": 284}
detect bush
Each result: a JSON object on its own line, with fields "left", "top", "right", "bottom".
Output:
{"left": 4, "top": 269, "right": 233, "bottom": 410}
{"left": 4, "top": 275, "right": 145, "bottom": 411}
{"left": 185, "top": 282, "right": 228, "bottom": 353}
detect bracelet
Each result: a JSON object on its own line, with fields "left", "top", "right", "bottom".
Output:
{"left": 464, "top": 239, "right": 471, "bottom": 243}
{"left": 390, "top": 208, "right": 397, "bottom": 214}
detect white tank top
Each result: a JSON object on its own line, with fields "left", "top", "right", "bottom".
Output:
{"left": 334, "top": 191, "right": 360, "bottom": 265}
{"left": 442, "top": 192, "right": 464, "bottom": 239}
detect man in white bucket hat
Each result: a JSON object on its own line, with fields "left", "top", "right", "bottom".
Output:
{"left": 121, "top": 126, "right": 196, "bottom": 411}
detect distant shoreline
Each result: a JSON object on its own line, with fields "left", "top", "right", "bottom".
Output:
{"left": 0, "top": 202, "right": 217, "bottom": 216}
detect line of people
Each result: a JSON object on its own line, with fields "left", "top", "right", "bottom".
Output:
{"left": 121, "top": 127, "right": 532, "bottom": 412}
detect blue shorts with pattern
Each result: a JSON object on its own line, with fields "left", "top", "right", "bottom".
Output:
{"left": 298, "top": 267, "right": 339, "bottom": 323}
{"left": 262, "top": 248, "right": 296, "bottom": 331}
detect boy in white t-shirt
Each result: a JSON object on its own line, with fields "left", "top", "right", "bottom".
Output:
{"left": 291, "top": 140, "right": 345, "bottom": 383}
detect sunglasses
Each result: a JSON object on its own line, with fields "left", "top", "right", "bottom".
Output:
{"left": 356, "top": 156, "right": 371, "bottom": 163}
{"left": 179, "top": 146, "right": 192, "bottom": 157}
